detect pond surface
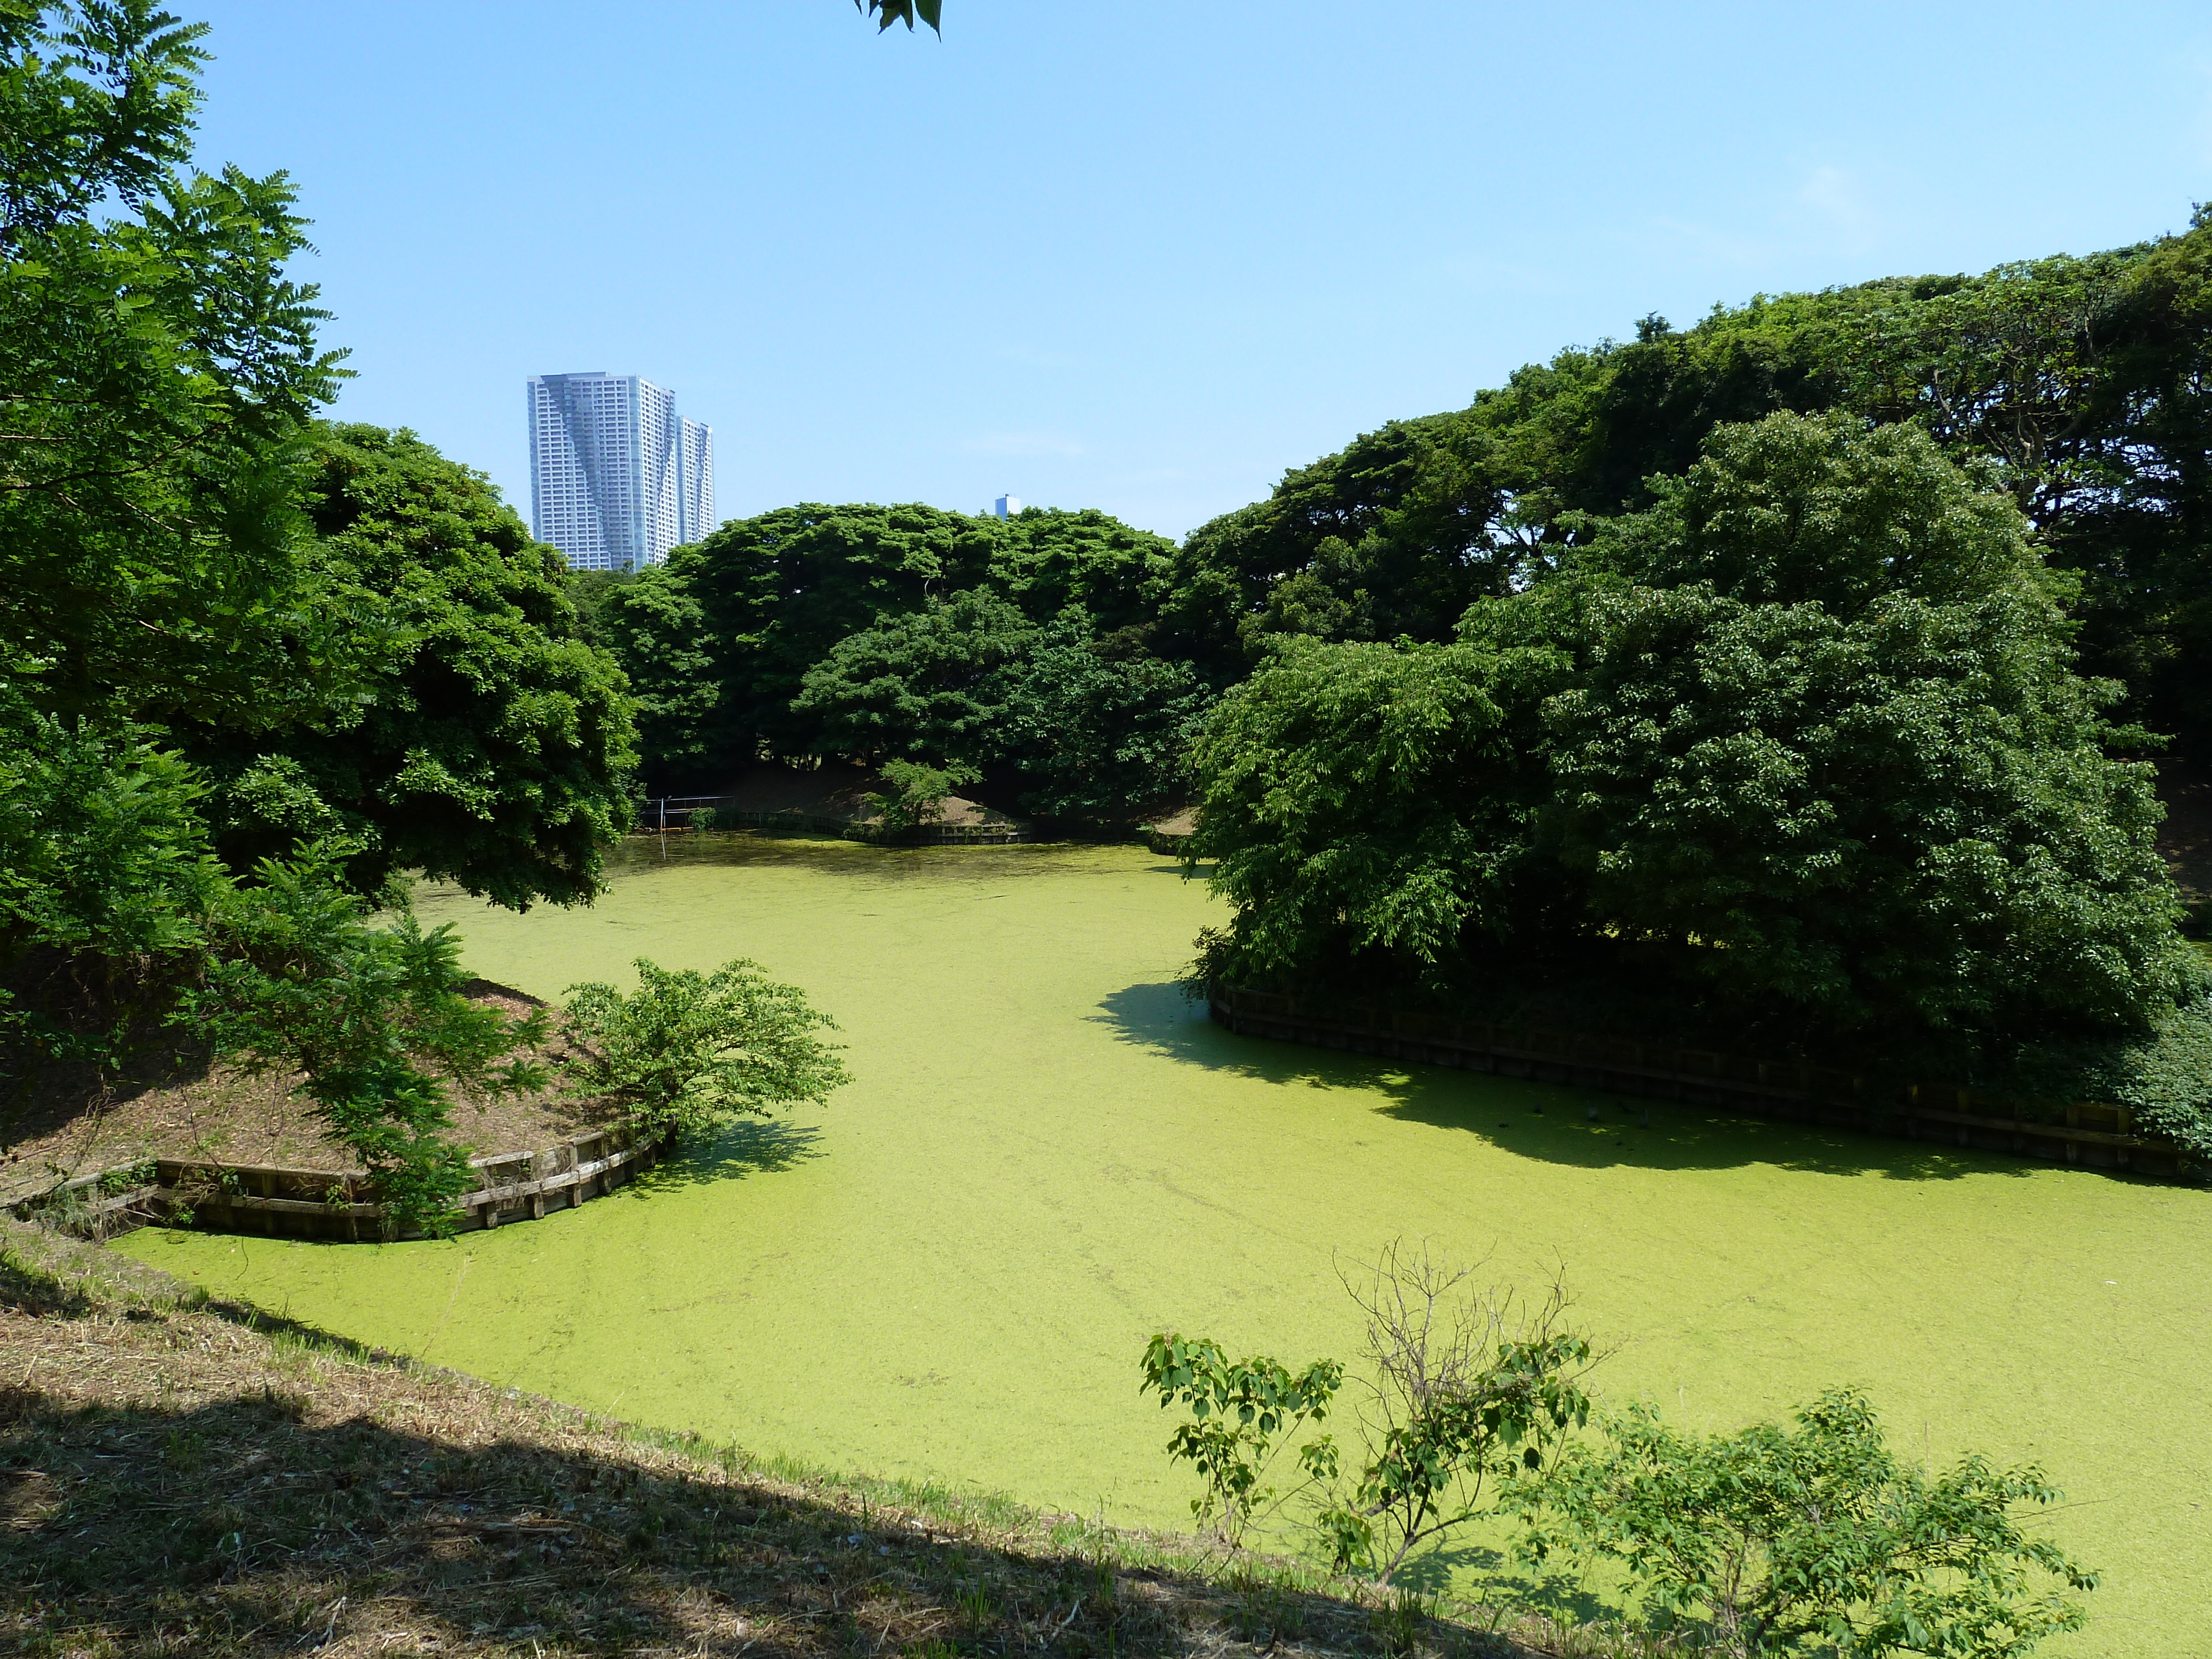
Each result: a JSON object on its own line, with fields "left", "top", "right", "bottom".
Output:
{"left": 123, "top": 836, "right": 2211, "bottom": 1652}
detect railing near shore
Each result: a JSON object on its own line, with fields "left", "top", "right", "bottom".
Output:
{"left": 1207, "top": 983, "right": 2193, "bottom": 1181}
{"left": 11, "top": 1123, "right": 674, "bottom": 1243}
{"left": 640, "top": 796, "right": 1031, "bottom": 846}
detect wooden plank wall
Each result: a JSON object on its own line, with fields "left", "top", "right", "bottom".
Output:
{"left": 14, "top": 1123, "right": 678, "bottom": 1244}
{"left": 1208, "top": 984, "right": 2193, "bottom": 1181}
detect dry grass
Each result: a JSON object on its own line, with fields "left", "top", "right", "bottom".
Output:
{"left": 0, "top": 1218, "right": 1699, "bottom": 1659}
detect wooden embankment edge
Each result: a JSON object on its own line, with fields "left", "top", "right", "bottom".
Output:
{"left": 1207, "top": 984, "right": 2194, "bottom": 1181}
{"left": 10, "top": 1122, "right": 676, "bottom": 1244}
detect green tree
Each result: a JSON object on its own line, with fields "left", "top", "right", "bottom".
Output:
{"left": 652, "top": 502, "right": 1172, "bottom": 773}
{"left": 1317, "top": 1247, "right": 1593, "bottom": 1587}
{"left": 561, "top": 958, "right": 851, "bottom": 1138}
{"left": 1186, "top": 414, "right": 2197, "bottom": 1055}
{"left": 2, "top": 0, "right": 346, "bottom": 1081}
{"left": 1184, "top": 633, "right": 1569, "bottom": 992}
{"left": 0, "top": 8, "right": 634, "bottom": 1198}
{"left": 1540, "top": 413, "right": 2195, "bottom": 1042}
{"left": 1161, "top": 416, "right": 1524, "bottom": 685}
{"left": 0, "top": 688, "right": 226, "bottom": 1074}
{"left": 1, "top": 1, "right": 346, "bottom": 734}
{"left": 865, "top": 757, "right": 981, "bottom": 833}
{"left": 1138, "top": 1333, "right": 1343, "bottom": 1547}
{"left": 594, "top": 559, "right": 719, "bottom": 787}
{"left": 790, "top": 589, "right": 1207, "bottom": 821}
{"left": 791, "top": 587, "right": 1037, "bottom": 763}
{"left": 1193, "top": 215, "right": 2210, "bottom": 751}
{"left": 187, "top": 424, "right": 639, "bottom": 910}
{"left": 1524, "top": 1389, "right": 2097, "bottom": 1659}
{"left": 997, "top": 634, "right": 1210, "bottom": 820}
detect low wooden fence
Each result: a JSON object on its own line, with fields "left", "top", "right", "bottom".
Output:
{"left": 11, "top": 1123, "right": 674, "bottom": 1244}
{"left": 1208, "top": 984, "right": 2192, "bottom": 1180}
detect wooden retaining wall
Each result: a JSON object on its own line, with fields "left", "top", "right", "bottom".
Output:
{"left": 1208, "top": 984, "right": 2194, "bottom": 1181}
{"left": 12, "top": 1123, "right": 674, "bottom": 1244}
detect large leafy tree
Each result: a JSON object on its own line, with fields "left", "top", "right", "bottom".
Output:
{"left": 188, "top": 424, "right": 638, "bottom": 910}
{"left": 1159, "top": 416, "right": 1524, "bottom": 685}
{"left": 0, "top": 0, "right": 344, "bottom": 734}
{"left": 790, "top": 588, "right": 1036, "bottom": 764}
{"left": 2, "top": 0, "right": 342, "bottom": 1066}
{"left": 1, "top": 6, "right": 621, "bottom": 1225}
{"left": 791, "top": 590, "right": 1209, "bottom": 819}
{"left": 995, "top": 635, "right": 1209, "bottom": 820}
{"left": 1188, "top": 414, "right": 2197, "bottom": 1053}
{"left": 1538, "top": 416, "right": 2189, "bottom": 1040}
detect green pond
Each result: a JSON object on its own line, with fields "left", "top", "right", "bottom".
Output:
{"left": 122, "top": 838, "right": 2211, "bottom": 1652}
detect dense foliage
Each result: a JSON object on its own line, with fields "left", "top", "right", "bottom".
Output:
{"left": 1188, "top": 413, "right": 2200, "bottom": 1065}
{"left": 1525, "top": 1390, "right": 2096, "bottom": 1658}
{"left": 1151, "top": 1264, "right": 2096, "bottom": 1656}
{"left": 189, "top": 424, "right": 637, "bottom": 910}
{"left": 603, "top": 503, "right": 1206, "bottom": 821}
{"left": 1175, "top": 218, "right": 2212, "bottom": 749}
{"left": 1138, "top": 1334, "right": 1343, "bottom": 1547}
{"left": 185, "top": 848, "right": 550, "bottom": 1233}
{"left": 1, "top": 3, "right": 637, "bottom": 1215}
{"left": 560, "top": 958, "right": 851, "bottom": 1137}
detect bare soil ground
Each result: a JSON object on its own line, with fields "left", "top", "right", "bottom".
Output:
{"left": 0, "top": 1218, "right": 1614, "bottom": 1659}
{"left": 2157, "top": 757, "right": 2212, "bottom": 922}
{"left": 708, "top": 763, "right": 1026, "bottom": 832}
{"left": 0, "top": 983, "right": 620, "bottom": 1208}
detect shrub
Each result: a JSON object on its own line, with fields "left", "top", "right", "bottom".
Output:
{"left": 1317, "top": 1245, "right": 1594, "bottom": 1585}
{"left": 561, "top": 958, "right": 851, "bottom": 1137}
{"left": 867, "top": 759, "right": 981, "bottom": 834}
{"left": 1138, "top": 1334, "right": 1342, "bottom": 1547}
{"left": 188, "top": 845, "right": 550, "bottom": 1236}
{"left": 1522, "top": 1387, "right": 2096, "bottom": 1658}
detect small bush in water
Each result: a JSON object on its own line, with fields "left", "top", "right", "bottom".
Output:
{"left": 562, "top": 958, "right": 851, "bottom": 1136}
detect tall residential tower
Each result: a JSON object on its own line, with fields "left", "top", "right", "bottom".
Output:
{"left": 526, "top": 372, "right": 714, "bottom": 572}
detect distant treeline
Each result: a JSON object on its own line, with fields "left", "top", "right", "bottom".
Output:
{"left": 589, "top": 212, "right": 2209, "bottom": 827}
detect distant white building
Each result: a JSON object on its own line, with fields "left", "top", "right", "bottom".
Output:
{"left": 526, "top": 372, "right": 713, "bottom": 572}
{"left": 993, "top": 494, "right": 1021, "bottom": 519}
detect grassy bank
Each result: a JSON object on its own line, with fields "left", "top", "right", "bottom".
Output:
{"left": 0, "top": 1217, "right": 1656, "bottom": 1657}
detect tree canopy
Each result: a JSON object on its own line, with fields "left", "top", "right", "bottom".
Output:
{"left": 189, "top": 424, "right": 637, "bottom": 910}
{"left": 1187, "top": 413, "right": 2199, "bottom": 1058}
{"left": 600, "top": 501, "right": 1199, "bottom": 821}
{"left": 1, "top": 3, "right": 640, "bottom": 1226}
{"left": 1179, "top": 218, "right": 2212, "bottom": 749}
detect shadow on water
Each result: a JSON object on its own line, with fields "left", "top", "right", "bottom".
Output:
{"left": 624, "top": 1117, "right": 825, "bottom": 1197}
{"left": 1090, "top": 981, "right": 2056, "bottom": 1184}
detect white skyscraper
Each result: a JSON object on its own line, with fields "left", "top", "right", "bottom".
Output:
{"left": 526, "top": 372, "right": 714, "bottom": 572}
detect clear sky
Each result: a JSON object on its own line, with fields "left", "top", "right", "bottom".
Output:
{"left": 185, "top": 1, "right": 2211, "bottom": 541}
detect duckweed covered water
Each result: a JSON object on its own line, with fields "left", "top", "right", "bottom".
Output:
{"left": 122, "top": 837, "right": 2212, "bottom": 1652}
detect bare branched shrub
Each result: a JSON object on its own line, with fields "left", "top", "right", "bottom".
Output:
{"left": 1319, "top": 1240, "right": 1598, "bottom": 1586}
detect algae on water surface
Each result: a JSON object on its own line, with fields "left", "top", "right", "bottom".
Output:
{"left": 121, "top": 836, "right": 2212, "bottom": 1655}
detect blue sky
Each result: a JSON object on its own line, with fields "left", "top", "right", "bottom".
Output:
{"left": 187, "top": 1, "right": 2211, "bottom": 541}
